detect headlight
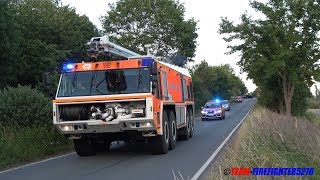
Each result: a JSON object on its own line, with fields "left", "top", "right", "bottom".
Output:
{"left": 216, "top": 110, "right": 222, "bottom": 114}
{"left": 146, "top": 122, "right": 152, "bottom": 127}
{"left": 201, "top": 110, "right": 206, "bottom": 114}
{"left": 61, "top": 125, "right": 73, "bottom": 131}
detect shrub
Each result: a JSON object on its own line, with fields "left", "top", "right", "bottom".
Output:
{"left": 0, "top": 124, "right": 71, "bottom": 169}
{"left": 305, "top": 111, "right": 320, "bottom": 128}
{"left": 0, "top": 85, "right": 52, "bottom": 126}
{"left": 309, "top": 99, "right": 320, "bottom": 109}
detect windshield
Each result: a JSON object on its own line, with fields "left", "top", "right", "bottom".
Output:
{"left": 57, "top": 68, "right": 150, "bottom": 97}
{"left": 221, "top": 100, "right": 229, "bottom": 104}
{"left": 204, "top": 103, "right": 221, "bottom": 108}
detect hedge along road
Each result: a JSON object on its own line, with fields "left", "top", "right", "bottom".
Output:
{"left": 0, "top": 99, "right": 255, "bottom": 180}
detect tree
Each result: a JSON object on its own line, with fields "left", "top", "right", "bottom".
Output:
{"left": 315, "top": 85, "right": 320, "bottom": 100}
{"left": 0, "top": 0, "right": 21, "bottom": 88}
{"left": 10, "top": 0, "right": 98, "bottom": 86}
{"left": 191, "top": 60, "right": 248, "bottom": 109}
{"left": 219, "top": 0, "right": 320, "bottom": 116}
{"left": 102, "top": 0, "right": 198, "bottom": 66}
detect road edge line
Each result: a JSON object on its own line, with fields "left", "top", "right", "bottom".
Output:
{"left": 190, "top": 107, "right": 253, "bottom": 180}
{"left": 0, "top": 152, "right": 76, "bottom": 174}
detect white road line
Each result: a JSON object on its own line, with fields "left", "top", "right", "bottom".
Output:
{"left": 190, "top": 106, "right": 253, "bottom": 180}
{"left": 0, "top": 152, "right": 76, "bottom": 174}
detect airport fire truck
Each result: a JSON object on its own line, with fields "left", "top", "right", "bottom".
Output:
{"left": 52, "top": 36, "right": 195, "bottom": 155}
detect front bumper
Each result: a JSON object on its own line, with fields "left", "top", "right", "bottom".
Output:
{"left": 223, "top": 106, "right": 230, "bottom": 110}
{"left": 54, "top": 118, "right": 156, "bottom": 134}
{"left": 202, "top": 113, "right": 222, "bottom": 119}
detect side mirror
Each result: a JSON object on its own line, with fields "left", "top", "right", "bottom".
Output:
{"left": 151, "top": 75, "right": 157, "bottom": 82}
{"left": 151, "top": 75, "right": 158, "bottom": 88}
{"left": 201, "top": 107, "right": 203, "bottom": 109}
{"left": 43, "top": 72, "right": 51, "bottom": 88}
{"left": 150, "top": 61, "right": 158, "bottom": 75}
{"left": 152, "top": 82, "right": 158, "bottom": 89}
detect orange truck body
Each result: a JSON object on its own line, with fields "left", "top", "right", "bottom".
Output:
{"left": 53, "top": 57, "right": 194, "bottom": 154}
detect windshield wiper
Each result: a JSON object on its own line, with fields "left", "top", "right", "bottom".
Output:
{"left": 138, "top": 69, "right": 142, "bottom": 91}
{"left": 95, "top": 79, "right": 106, "bottom": 95}
{"left": 89, "top": 72, "right": 96, "bottom": 94}
{"left": 72, "top": 73, "right": 77, "bottom": 87}
{"left": 95, "top": 71, "right": 108, "bottom": 95}
{"left": 71, "top": 73, "right": 78, "bottom": 96}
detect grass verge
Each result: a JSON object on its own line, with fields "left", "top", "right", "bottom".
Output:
{"left": 207, "top": 106, "right": 320, "bottom": 179}
{"left": 308, "top": 100, "right": 320, "bottom": 109}
{"left": 305, "top": 111, "right": 320, "bottom": 128}
{"left": 0, "top": 124, "right": 72, "bottom": 170}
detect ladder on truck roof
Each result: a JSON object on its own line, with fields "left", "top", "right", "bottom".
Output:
{"left": 86, "top": 36, "right": 191, "bottom": 77}
{"left": 86, "top": 35, "right": 141, "bottom": 59}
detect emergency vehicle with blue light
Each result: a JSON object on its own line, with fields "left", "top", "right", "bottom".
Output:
{"left": 52, "top": 36, "right": 195, "bottom": 155}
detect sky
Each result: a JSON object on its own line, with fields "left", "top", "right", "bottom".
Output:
{"left": 61, "top": 0, "right": 319, "bottom": 94}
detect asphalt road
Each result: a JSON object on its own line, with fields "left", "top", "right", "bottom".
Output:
{"left": 0, "top": 99, "right": 255, "bottom": 180}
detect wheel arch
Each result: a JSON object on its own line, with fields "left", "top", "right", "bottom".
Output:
{"left": 163, "top": 104, "right": 176, "bottom": 121}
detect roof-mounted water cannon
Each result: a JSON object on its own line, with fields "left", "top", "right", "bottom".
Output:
{"left": 86, "top": 35, "right": 141, "bottom": 61}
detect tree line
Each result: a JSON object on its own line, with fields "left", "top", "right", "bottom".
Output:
{"left": 192, "top": 61, "right": 248, "bottom": 111}
{"left": 219, "top": 0, "right": 320, "bottom": 116}
{"left": 0, "top": 0, "right": 248, "bottom": 118}
{"left": 1, "top": 0, "right": 199, "bottom": 90}
{"left": 0, "top": 0, "right": 98, "bottom": 89}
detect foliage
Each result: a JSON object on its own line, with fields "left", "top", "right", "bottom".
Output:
{"left": 309, "top": 99, "right": 320, "bottom": 109}
{"left": 0, "top": 0, "right": 98, "bottom": 88}
{"left": 0, "top": 85, "right": 52, "bottom": 127}
{"left": 305, "top": 111, "right": 320, "bottom": 128}
{"left": 251, "top": 88, "right": 259, "bottom": 97}
{"left": 256, "top": 75, "right": 311, "bottom": 116}
{"left": 102, "top": 0, "right": 198, "bottom": 66}
{"left": 315, "top": 85, "right": 320, "bottom": 100}
{"left": 191, "top": 61, "right": 247, "bottom": 111}
{"left": 0, "top": 0, "right": 21, "bottom": 88}
{"left": 219, "top": 0, "right": 320, "bottom": 115}
{"left": 192, "top": 74, "right": 211, "bottom": 111}
{"left": 291, "top": 82, "right": 312, "bottom": 116}
{"left": 0, "top": 124, "right": 71, "bottom": 169}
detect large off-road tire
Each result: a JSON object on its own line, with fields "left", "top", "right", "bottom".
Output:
{"left": 152, "top": 111, "right": 169, "bottom": 154}
{"left": 168, "top": 110, "right": 177, "bottom": 150}
{"left": 74, "top": 138, "right": 96, "bottom": 156}
{"left": 180, "top": 110, "right": 191, "bottom": 140}
{"left": 188, "top": 109, "right": 194, "bottom": 138}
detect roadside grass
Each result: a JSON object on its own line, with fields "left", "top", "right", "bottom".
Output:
{"left": 308, "top": 99, "right": 320, "bottom": 109}
{"left": 0, "top": 124, "right": 72, "bottom": 170}
{"left": 305, "top": 111, "right": 320, "bottom": 128}
{"left": 208, "top": 106, "right": 320, "bottom": 180}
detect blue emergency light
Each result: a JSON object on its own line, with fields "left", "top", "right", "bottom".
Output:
{"left": 142, "top": 58, "right": 154, "bottom": 66}
{"left": 62, "top": 63, "right": 74, "bottom": 71}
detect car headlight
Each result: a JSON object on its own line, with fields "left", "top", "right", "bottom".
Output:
{"left": 201, "top": 110, "right": 206, "bottom": 114}
{"left": 216, "top": 110, "right": 222, "bottom": 114}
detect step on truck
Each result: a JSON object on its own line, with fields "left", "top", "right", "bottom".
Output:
{"left": 52, "top": 36, "right": 195, "bottom": 156}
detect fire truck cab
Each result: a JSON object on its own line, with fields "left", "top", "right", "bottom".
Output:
{"left": 53, "top": 36, "right": 195, "bottom": 155}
